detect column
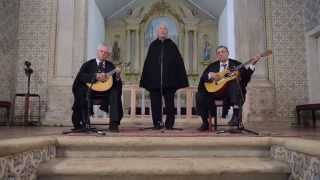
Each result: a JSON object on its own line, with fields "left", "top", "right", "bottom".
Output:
{"left": 234, "top": 0, "right": 268, "bottom": 79}
{"left": 45, "top": 0, "right": 88, "bottom": 125}
{"left": 126, "top": 29, "right": 131, "bottom": 67}
{"left": 184, "top": 29, "right": 190, "bottom": 73}
{"left": 186, "top": 88, "right": 192, "bottom": 120}
{"left": 54, "top": 0, "right": 75, "bottom": 78}
{"left": 192, "top": 30, "right": 198, "bottom": 73}
{"left": 134, "top": 29, "right": 140, "bottom": 72}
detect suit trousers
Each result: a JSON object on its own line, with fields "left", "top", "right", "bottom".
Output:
{"left": 149, "top": 89, "right": 176, "bottom": 128}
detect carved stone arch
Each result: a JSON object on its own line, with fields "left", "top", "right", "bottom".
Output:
{"left": 138, "top": 0, "right": 185, "bottom": 24}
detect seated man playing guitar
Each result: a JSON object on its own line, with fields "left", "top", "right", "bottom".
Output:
{"left": 71, "top": 43, "right": 123, "bottom": 132}
{"left": 196, "top": 45, "right": 263, "bottom": 131}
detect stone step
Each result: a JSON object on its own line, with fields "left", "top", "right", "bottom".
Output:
{"left": 38, "top": 157, "right": 290, "bottom": 180}
{"left": 56, "top": 136, "right": 272, "bottom": 158}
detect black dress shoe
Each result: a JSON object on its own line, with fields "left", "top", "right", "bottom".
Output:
{"left": 165, "top": 118, "right": 175, "bottom": 129}
{"left": 228, "top": 120, "right": 239, "bottom": 126}
{"left": 154, "top": 124, "right": 164, "bottom": 130}
{"left": 197, "top": 123, "right": 209, "bottom": 131}
{"left": 109, "top": 124, "right": 119, "bottom": 133}
{"left": 153, "top": 121, "right": 164, "bottom": 130}
{"left": 228, "top": 112, "right": 239, "bottom": 126}
{"left": 165, "top": 121, "right": 174, "bottom": 130}
{"left": 165, "top": 126, "right": 174, "bottom": 130}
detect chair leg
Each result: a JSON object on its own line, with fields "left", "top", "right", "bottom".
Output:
{"left": 6, "top": 107, "right": 10, "bottom": 126}
{"left": 296, "top": 109, "right": 301, "bottom": 126}
{"left": 312, "top": 110, "right": 316, "bottom": 128}
{"left": 214, "top": 116, "right": 217, "bottom": 131}
{"left": 208, "top": 115, "right": 212, "bottom": 132}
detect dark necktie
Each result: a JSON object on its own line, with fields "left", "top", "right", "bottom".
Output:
{"left": 222, "top": 64, "right": 227, "bottom": 71}
{"left": 98, "top": 61, "right": 105, "bottom": 73}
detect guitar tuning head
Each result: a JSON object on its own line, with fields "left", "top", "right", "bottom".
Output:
{"left": 262, "top": 49, "right": 273, "bottom": 57}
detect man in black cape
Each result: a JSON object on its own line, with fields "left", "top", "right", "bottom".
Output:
{"left": 140, "top": 24, "right": 189, "bottom": 130}
{"left": 196, "top": 46, "right": 261, "bottom": 131}
{"left": 72, "top": 43, "right": 123, "bottom": 132}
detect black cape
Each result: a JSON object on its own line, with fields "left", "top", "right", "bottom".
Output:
{"left": 197, "top": 59, "right": 254, "bottom": 94}
{"left": 140, "top": 38, "right": 189, "bottom": 91}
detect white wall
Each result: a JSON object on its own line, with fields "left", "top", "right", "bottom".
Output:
{"left": 87, "top": 0, "right": 105, "bottom": 60}
{"left": 218, "top": 0, "right": 236, "bottom": 58}
{"left": 305, "top": 25, "right": 320, "bottom": 102}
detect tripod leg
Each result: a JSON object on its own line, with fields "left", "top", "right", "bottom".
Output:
{"left": 241, "top": 128, "right": 259, "bottom": 135}
{"left": 236, "top": 117, "right": 259, "bottom": 135}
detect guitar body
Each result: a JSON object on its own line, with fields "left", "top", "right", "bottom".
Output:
{"left": 204, "top": 70, "right": 239, "bottom": 93}
{"left": 86, "top": 76, "right": 113, "bottom": 92}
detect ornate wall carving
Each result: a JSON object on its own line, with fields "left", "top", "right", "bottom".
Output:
{"left": 266, "top": 0, "right": 308, "bottom": 123}
{"left": 0, "top": 0, "right": 19, "bottom": 102}
{"left": 304, "top": 0, "right": 320, "bottom": 32}
{"left": 0, "top": 145, "right": 56, "bottom": 180}
{"left": 13, "top": 0, "right": 57, "bottom": 124}
{"left": 271, "top": 145, "right": 320, "bottom": 180}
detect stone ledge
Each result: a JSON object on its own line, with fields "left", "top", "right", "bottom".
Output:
{"left": 0, "top": 136, "right": 57, "bottom": 157}
{"left": 1, "top": 136, "right": 320, "bottom": 158}
{"left": 56, "top": 136, "right": 272, "bottom": 148}
{"left": 38, "top": 157, "right": 290, "bottom": 176}
{"left": 271, "top": 137, "right": 320, "bottom": 157}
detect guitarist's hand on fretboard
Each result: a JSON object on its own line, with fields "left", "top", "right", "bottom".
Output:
{"left": 115, "top": 67, "right": 121, "bottom": 80}
{"left": 251, "top": 54, "right": 262, "bottom": 65}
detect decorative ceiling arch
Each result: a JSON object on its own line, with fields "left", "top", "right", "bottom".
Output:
{"left": 95, "top": 0, "right": 226, "bottom": 21}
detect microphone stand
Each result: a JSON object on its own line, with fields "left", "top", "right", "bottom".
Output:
{"left": 140, "top": 43, "right": 165, "bottom": 131}
{"left": 83, "top": 75, "right": 106, "bottom": 135}
{"left": 24, "top": 62, "right": 33, "bottom": 126}
{"left": 140, "top": 40, "right": 183, "bottom": 131}
{"left": 216, "top": 67, "right": 258, "bottom": 135}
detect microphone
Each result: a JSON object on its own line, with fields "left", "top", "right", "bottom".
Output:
{"left": 25, "top": 61, "right": 31, "bottom": 67}
{"left": 24, "top": 61, "right": 33, "bottom": 75}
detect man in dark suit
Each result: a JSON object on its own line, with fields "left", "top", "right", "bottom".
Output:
{"left": 196, "top": 46, "right": 261, "bottom": 131}
{"left": 72, "top": 43, "right": 123, "bottom": 132}
{"left": 140, "top": 24, "right": 189, "bottom": 130}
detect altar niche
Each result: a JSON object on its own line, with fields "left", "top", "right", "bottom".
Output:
{"left": 106, "top": 0, "right": 218, "bottom": 85}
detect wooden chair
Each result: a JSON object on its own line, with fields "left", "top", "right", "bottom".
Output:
{"left": 89, "top": 93, "right": 110, "bottom": 126}
{"left": 296, "top": 103, "right": 320, "bottom": 128}
{"left": 208, "top": 100, "right": 231, "bottom": 131}
{"left": 0, "top": 101, "right": 11, "bottom": 125}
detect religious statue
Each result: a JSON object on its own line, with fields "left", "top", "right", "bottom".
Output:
{"left": 112, "top": 41, "right": 120, "bottom": 62}
{"left": 202, "top": 35, "right": 211, "bottom": 61}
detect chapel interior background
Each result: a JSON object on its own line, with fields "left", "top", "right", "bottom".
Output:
{"left": 0, "top": 0, "right": 319, "bottom": 127}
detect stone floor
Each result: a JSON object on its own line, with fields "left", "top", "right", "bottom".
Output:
{"left": 0, "top": 117, "right": 319, "bottom": 140}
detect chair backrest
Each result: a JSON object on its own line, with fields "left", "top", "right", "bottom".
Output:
{"left": 214, "top": 100, "right": 224, "bottom": 106}
{"left": 0, "top": 101, "right": 11, "bottom": 108}
{"left": 89, "top": 93, "right": 110, "bottom": 115}
{"left": 90, "top": 93, "right": 109, "bottom": 105}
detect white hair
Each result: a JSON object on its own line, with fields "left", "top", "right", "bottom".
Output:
{"left": 97, "top": 43, "right": 112, "bottom": 53}
{"left": 157, "top": 22, "right": 168, "bottom": 31}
